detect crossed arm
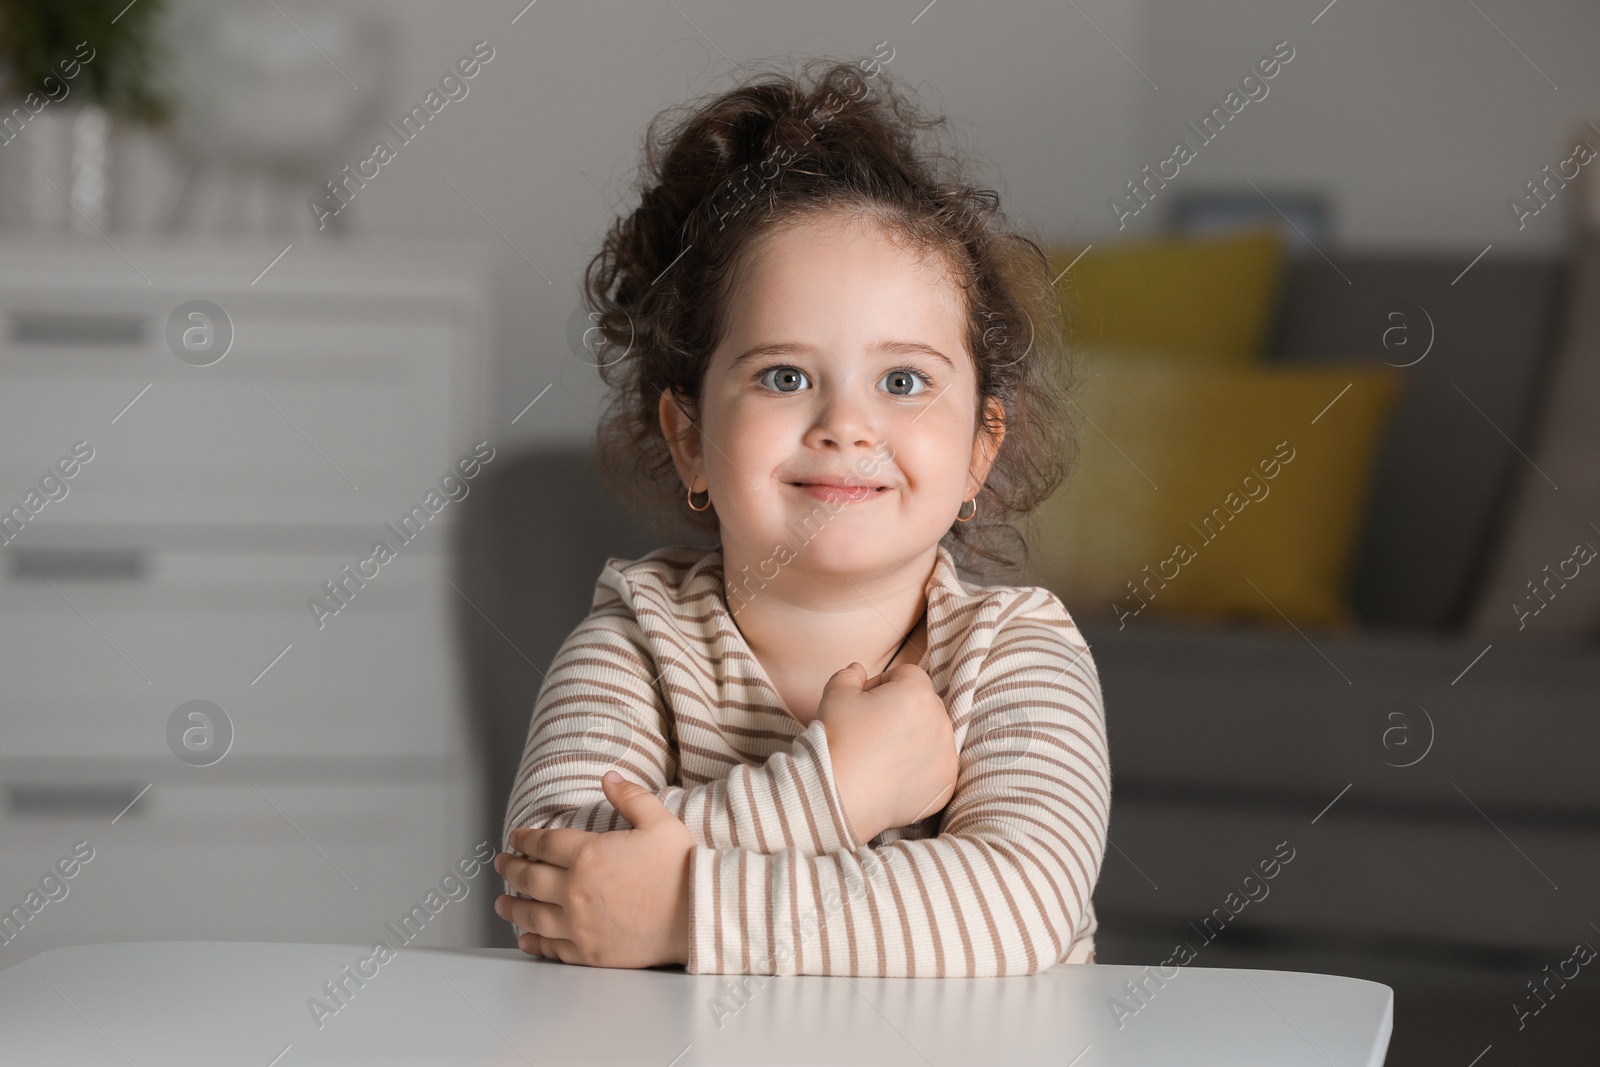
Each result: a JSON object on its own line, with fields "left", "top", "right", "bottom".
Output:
{"left": 501, "top": 688, "right": 861, "bottom": 857}
{"left": 498, "top": 589, "right": 1110, "bottom": 977}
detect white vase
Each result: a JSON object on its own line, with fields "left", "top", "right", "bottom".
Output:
{"left": 0, "top": 99, "right": 112, "bottom": 233}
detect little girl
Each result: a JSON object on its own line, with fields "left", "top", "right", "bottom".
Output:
{"left": 494, "top": 53, "right": 1110, "bottom": 978}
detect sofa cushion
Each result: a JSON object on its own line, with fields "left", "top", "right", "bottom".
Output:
{"left": 1079, "top": 615, "right": 1600, "bottom": 811}
{"left": 1050, "top": 228, "right": 1287, "bottom": 364}
{"left": 1025, "top": 356, "right": 1403, "bottom": 630}
{"left": 1082, "top": 615, "right": 1600, "bottom": 953}
{"left": 1265, "top": 252, "right": 1570, "bottom": 628}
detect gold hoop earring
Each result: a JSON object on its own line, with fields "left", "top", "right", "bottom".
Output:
{"left": 955, "top": 497, "right": 977, "bottom": 523}
{"left": 687, "top": 484, "right": 712, "bottom": 512}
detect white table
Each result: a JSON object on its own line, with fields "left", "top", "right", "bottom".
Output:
{"left": 0, "top": 941, "right": 1392, "bottom": 1066}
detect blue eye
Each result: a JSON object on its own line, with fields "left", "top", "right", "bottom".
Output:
{"left": 882, "top": 368, "right": 931, "bottom": 396}
{"left": 757, "top": 365, "right": 810, "bottom": 393}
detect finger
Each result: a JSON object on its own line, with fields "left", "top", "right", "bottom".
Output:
{"left": 534, "top": 935, "right": 581, "bottom": 965}
{"left": 517, "top": 931, "right": 543, "bottom": 958}
{"left": 498, "top": 854, "right": 570, "bottom": 904}
{"left": 501, "top": 893, "right": 572, "bottom": 941}
{"left": 824, "top": 661, "right": 867, "bottom": 695}
{"left": 509, "top": 826, "right": 591, "bottom": 868}
{"left": 494, "top": 850, "right": 538, "bottom": 891}
{"left": 601, "top": 772, "right": 677, "bottom": 830}
{"left": 495, "top": 852, "right": 550, "bottom": 896}
{"left": 876, "top": 663, "right": 932, "bottom": 691}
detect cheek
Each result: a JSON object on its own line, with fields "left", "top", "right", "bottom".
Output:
{"left": 894, "top": 421, "right": 971, "bottom": 496}
{"left": 707, "top": 398, "right": 780, "bottom": 467}
{"left": 911, "top": 389, "right": 982, "bottom": 468}
{"left": 700, "top": 399, "right": 790, "bottom": 511}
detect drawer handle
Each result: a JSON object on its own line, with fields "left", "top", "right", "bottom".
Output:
{"left": 8, "top": 311, "right": 147, "bottom": 346}
{"left": 8, "top": 548, "right": 146, "bottom": 581}
{"left": 6, "top": 784, "right": 147, "bottom": 819}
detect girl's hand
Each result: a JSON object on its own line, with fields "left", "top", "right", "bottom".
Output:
{"left": 819, "top": 661, "right": 959, "bottom": 844}
{"left": 494, "top": 771, "right": 695, "bottom": 969}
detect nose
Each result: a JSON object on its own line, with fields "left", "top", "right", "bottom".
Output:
{"left": 803, "top": 380, "right": 880, "bottom": 453}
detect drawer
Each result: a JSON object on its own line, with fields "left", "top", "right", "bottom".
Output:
{"left": 0, "top": 546, "right": 473, "bottom": 759}
{"left": 0, "top": 299, "right": 475, "bottom": 528}
{"left": 0, "top": 777, "right": 484, "bottom": 965}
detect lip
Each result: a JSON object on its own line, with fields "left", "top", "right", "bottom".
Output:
{"left": 785, "top": 481, "right": 892, "bottom": 504}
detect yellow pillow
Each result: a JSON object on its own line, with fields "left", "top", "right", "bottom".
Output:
{"left": 1024, "top": 356, "right": 1405, "bottom": 631}
{"left": 1049, "top": 228, "right": 1287, "bottom": 364}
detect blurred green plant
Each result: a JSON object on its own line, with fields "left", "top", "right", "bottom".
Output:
{"left": 0, "top": 0, "right": 174, "bottom": 125}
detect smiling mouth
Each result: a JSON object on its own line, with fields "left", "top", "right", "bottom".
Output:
{"left": 786, "top": 482, "right": 891, "bottom": 499}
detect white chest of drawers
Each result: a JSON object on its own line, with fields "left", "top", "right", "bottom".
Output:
{"left": 0, "top": 237, "right": 497, "bottom": 963}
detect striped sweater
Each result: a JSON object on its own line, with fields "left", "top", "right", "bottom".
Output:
{"left": 500, "top": 542, "right": 1111, "bottom": 976}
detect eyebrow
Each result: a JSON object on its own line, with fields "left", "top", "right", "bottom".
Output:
{"left": 728, "top": 339, "right": 956, "bottom": 371}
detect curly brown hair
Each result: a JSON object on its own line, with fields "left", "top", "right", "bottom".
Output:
{"left": 581, "top": 52, "right": 1084, "bottom": 579}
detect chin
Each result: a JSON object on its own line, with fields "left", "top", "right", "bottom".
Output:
{"left": 792, "top": 528, "right": 932, "bottom": 574}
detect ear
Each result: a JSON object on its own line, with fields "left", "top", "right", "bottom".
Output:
{"left": 658, "top": 387, "right": 705, "bottom": 491}
{"left": 968, "top": 394, "right": 1007, "bottom": 495}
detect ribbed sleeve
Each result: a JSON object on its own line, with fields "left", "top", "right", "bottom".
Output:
{"left": 685, "top": 587, "right": 1110, "bottom": 977}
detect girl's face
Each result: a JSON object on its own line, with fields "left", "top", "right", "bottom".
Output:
{"left": 660, "top": 210, "right": 1005, "bottom": 576}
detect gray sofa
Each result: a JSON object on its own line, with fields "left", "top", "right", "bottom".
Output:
{"left": 451, "top": 246, "right": 1598, "bottom": 1066}
{"left": 1082, "top": 247, "right": 1600, "bottom": 1066}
